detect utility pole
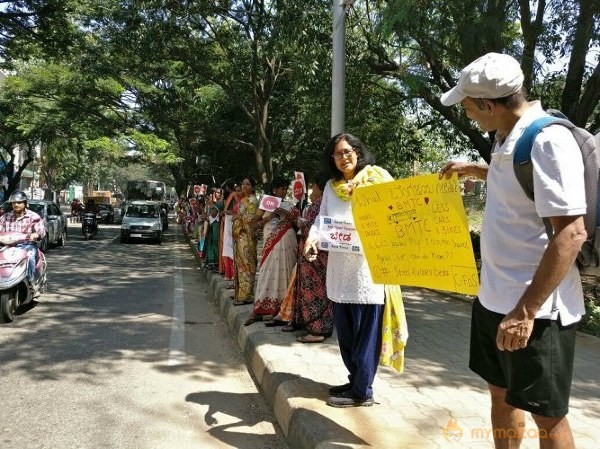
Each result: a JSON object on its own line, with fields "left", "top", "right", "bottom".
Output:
{"left": 331, "top": 1, "right": 352, "bottom": 137}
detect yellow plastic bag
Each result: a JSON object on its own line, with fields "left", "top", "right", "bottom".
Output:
{"left": 380, "top": 285, "right": 409, "bottom": 373}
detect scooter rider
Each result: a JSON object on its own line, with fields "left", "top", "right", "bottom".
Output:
{"left": 82, "top": 198, "right": 99, "bottom": 234}
{"left": 0, "top": 191, "right": 46, "bottom": 294}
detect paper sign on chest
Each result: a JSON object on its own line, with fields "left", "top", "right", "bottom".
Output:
{"left": 317, "top": 216, "right": 363, "bottom": 254}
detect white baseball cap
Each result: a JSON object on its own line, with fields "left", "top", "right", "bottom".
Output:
{"left": 440, "top": 53, "right": 524, "bottom": 106}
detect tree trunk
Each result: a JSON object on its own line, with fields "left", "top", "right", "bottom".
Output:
{"left": 562, "top": 0, "right": 600, "bottom": 126}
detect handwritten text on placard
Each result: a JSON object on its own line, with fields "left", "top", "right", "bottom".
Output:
{"left": 351, "top": 174, "right": 479, "bottom": 295}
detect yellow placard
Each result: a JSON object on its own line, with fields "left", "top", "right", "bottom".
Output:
{"left": 351, "top": 173, "right": 479, "bottom": 295}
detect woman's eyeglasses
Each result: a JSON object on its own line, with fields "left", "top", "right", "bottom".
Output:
{"left": 332, "top": 149, "right": 356, "bottom": 160}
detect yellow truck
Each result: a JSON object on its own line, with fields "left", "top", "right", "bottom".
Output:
{"left": 83, "top": 191, "right": 112, "bottom": 206}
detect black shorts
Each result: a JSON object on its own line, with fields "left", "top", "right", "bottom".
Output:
{"left": 469, "top": 298, "right": 578, "bottom": 417}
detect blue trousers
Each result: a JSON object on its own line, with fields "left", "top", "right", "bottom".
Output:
{"left": 16, "top": 242, "right": 37, "bottom": 281}
{"left": 333, "top": 302, "right": 384, "bottom": 399}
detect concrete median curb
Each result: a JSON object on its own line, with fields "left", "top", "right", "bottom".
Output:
{"left": 187, "top": 240, "right": 333, "bottom": 447}
{"left": 185, "top": 238, "right": 600, "bottom": 449}
{"left": 186, "top": 238, "right": 425, "bottom": 449}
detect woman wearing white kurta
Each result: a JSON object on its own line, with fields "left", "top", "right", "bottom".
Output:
{"left": 305, "top": 133, "right": 393, "bottom": 408}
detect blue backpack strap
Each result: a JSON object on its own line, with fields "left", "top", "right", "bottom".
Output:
{"left": 513, "top": 116, "right": 562, "bottom": 238}
{"left": 513, "top": 116, "right": 561, "bottom": 200}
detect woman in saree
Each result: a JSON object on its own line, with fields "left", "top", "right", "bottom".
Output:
{"left": 243, "top": 176, "right": 299, "bottom": 326}
{"left": 203, "top": 205, "right": 221, "bottom": 269}
{"left": 292, "top": 172, "right": 332, "bottom": 342}
{"left": 221, "top": 184, "right": 242, "bottom": 281}
{"left": 232, "top": 177, "right": 259, "bottom": 305}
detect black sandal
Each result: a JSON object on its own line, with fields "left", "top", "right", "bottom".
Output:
{"left": 264, "top": 319, "right": 288, "bottom": 327}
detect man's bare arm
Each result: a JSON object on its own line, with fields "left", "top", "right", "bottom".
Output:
{"left": 439, "top": 161, "right": 488, "bottom": 180}
{"left": 496, "top": 214, "right": 586, "bottom": 351}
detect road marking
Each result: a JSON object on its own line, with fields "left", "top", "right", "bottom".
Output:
{"left": 168, "top": 251, "right": 186, "bottom": 366}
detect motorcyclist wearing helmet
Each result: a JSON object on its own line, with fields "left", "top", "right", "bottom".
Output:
{"left": 0, "top": 191, "right": 46, "bottom": 293}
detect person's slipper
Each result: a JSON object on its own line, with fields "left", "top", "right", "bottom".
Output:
{"left": 264, "top": 319, "right": 288, "bottom": 327}
{"left": 281, "top": 323, "right": 297, "bottom": 332}
{"left": 297, "top": 335, "right": 325, "bottom": 343}
{"left": 243, "top": 315, "right": 262, "bottom": 326}
{"left": 233, "top": 299, "right": 253, "bottom": 306}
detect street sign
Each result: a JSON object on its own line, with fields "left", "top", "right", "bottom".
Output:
{"left": 193, "top": 185, "right": 201, "bottom": 195}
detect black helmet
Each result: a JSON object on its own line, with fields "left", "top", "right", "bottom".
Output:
{"left": 8, "top": 191, "right": 28, "bottom": 203}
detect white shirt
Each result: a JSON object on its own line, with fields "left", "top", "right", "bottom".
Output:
{"left": 309, "top": 173, "right": 393, "bottom": 304}
{"left": 479, "top": 101, "right": 586, "bottom": 325}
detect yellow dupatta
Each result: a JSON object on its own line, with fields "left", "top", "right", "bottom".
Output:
{"left": 331, "top": 165, "right": 391, "bottom": 201}
{"left": 380, "top": 285, "right": 408, "bottom": 373}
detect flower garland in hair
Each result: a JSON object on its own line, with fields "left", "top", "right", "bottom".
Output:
{"left": 331, "top": 165, "right": 390, "bottom": 201}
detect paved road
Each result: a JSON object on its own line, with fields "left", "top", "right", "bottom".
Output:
{"left": 195, "top": 239, "right": 600, "bottom": 449}
{"left": 0, "top": 222, "right": 288, "bottom": 449}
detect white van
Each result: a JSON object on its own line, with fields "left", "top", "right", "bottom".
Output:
{"left": 120, "top": 200, "right": 163, "bottom": 244}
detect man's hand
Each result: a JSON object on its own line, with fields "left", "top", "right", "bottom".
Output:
{"left": 29, "top": 232, "right": 40, "bottom": 241}
{"left": 438, "top": 161, "right": 488, "bottom": 180}
{"left": 496, "top": 308, "right": 535, "bottom": 351}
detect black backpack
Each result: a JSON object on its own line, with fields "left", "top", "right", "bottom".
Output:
{"left": 513, "top": 112, "right": 600, "bottom": 275}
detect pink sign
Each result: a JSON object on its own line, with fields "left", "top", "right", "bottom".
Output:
{"left": 259, "top": 195, "right": 282, "bottom": 212}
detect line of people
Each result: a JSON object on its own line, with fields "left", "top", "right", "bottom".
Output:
{"left": 176, "top": 51, "right": 586, "bottom": 448}
{"left": 179, "top": 133, "right": 405, "bottom": 411}
{"left": 180, "top": 174, "right": 335, "bottom": 345}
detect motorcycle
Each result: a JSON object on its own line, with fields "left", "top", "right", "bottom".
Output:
{"left": 82, "top": 212, "right": 98, "bottom": 240}
{"left": 0, "top": 232, "right": 47, "bottom": 323}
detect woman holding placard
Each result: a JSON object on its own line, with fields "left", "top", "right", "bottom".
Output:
{"left": 304, "top": 133, "right": 395, "bottom": 408}
{"left": 231, "top": 177, "right": 259, "bottom": 306}
{"left": 243, "top": 176, "right": 299, "bottom": 326}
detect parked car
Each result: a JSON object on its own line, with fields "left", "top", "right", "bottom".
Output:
{"left": 120, "top": 200, "right": 163, "bottom": 244}
{"left": 97, "top": 203, "right": 115, "bottom": 223}
{"left": 0, "top": 199, "right": 67, "bottom": 252}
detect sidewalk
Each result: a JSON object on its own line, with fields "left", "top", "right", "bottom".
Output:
{"left": 189, "top": 241, "right": 600, "bottom": 449}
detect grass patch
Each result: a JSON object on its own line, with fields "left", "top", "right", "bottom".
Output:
{"left": 581, "top": 275, "right": 600, "bottom": 337}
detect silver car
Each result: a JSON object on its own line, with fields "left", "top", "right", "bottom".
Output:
{"left": 120, "top": 200, "right": 163, "bottom": 244}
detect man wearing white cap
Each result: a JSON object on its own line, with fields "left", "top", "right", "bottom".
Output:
{"left": 439, "top": 53, "right": 585, "bottom": 448}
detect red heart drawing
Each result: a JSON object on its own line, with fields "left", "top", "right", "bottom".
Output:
{"left": 424, "top": 197, "right": 430, "bottom": 205}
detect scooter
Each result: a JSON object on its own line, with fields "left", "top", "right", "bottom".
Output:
{"left": 82, "top": 212, "right": 98, "bottom": 240}
{"left": 0, "top": 232, "right": 47, "bottom": 323}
